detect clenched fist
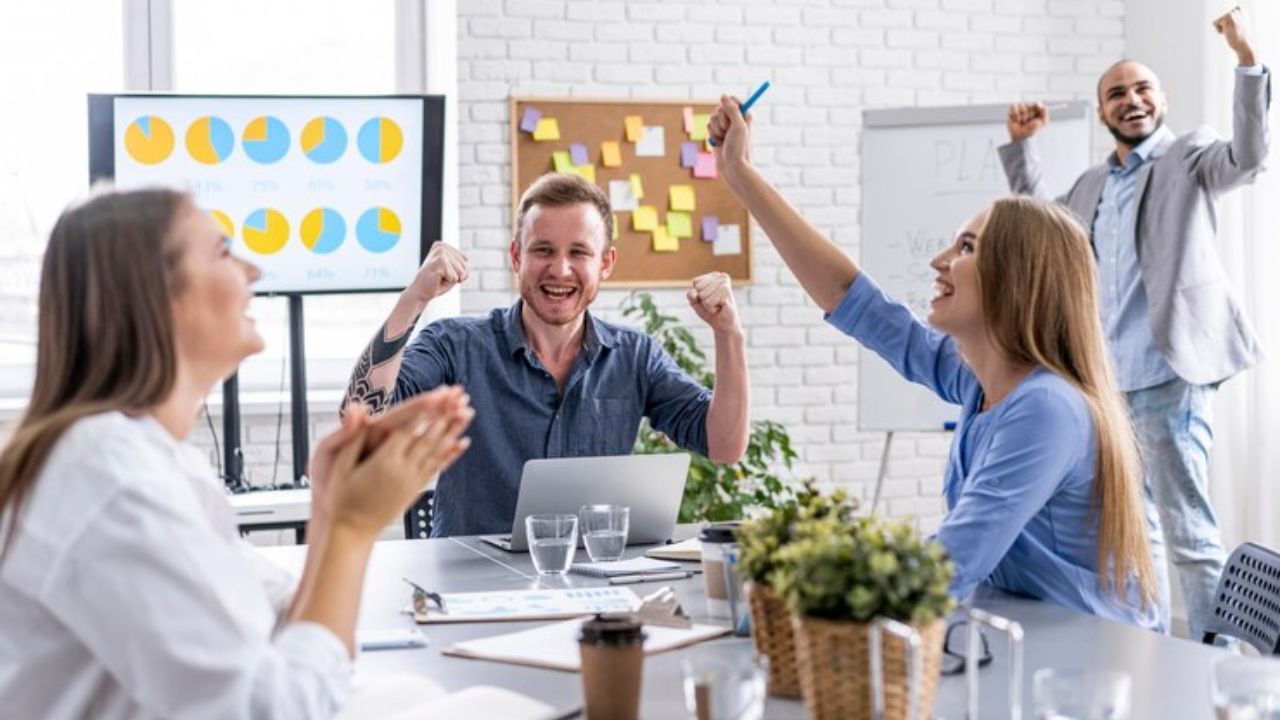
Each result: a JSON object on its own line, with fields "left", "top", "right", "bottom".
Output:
{"left": 686, "top": 271, "right": 742, "bottom": 335}
{"left": 1006, "top": 102, "right": 1050, "bottom": 143}
{"left": 1214, "top": 6, "right": 1256, "bottom": 67}
{"left": 408, "top": 242, "right": 469, "bottom": 304}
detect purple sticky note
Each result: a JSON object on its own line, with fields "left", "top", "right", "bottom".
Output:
{"left": 680, "top": 142, "right": 698, "bottom": 169}
{"left": 520, "top": 107, "right": 542, "bottom": 134}
{"left": 693, "top": 152, "right": 718, "bottom": 179}
{"left": 702, "top": 216, "right": 719, "bottom": 242}
{"left": 570, "top": 143, "right": 589, "bottom": 166}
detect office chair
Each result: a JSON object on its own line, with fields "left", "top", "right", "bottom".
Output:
{"left": 403, "top": 489, "right": 435, "bottom": 540}
{"left": 1202, "top": 542, "right": 1280, "bottom": 655}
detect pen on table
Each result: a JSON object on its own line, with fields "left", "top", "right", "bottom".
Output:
{"left": 708, "top": 80, "right": 771, "bottom": 147}
{"left": 609, "top": 570, "right": 694, "bottom": 585}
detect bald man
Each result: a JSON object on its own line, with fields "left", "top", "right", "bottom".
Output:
{"left": 997, "top": 7, "right": 1268, "bottom": 641}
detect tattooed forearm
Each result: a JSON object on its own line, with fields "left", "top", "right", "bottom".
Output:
{"left": 340, "top": 321, "right": 417, "bottom": 417}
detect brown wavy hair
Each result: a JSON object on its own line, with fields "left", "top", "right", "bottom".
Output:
{"left": 977, "top": 196, "right": 1155, "bottom": 606}
{"left": 0, "top": 188, "right": 188, "bottom": 553}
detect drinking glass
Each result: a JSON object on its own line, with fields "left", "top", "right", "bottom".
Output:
{"left": 580, "top": 504, "right": 630, "bottom": 562}
{"left": 682, "top": 653, "right": 767, "bottom": 720}
{"left": 1033, "top": 668, "right": 1131, "bottom": 720}
{"left": 526, "top": 514, "right": 578, "bottom": 575}
{"left": 1211, "top": 655, "right": 1280, "bottom": 719}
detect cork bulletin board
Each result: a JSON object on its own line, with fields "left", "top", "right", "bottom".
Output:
{"left": 510, "top": 97, "right": 753, "bottom": 287}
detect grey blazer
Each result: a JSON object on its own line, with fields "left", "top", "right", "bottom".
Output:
{"left": 999, "top": 71, "right": 1271, "bottom": 385}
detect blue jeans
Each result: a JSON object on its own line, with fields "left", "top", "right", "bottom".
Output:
{"left": 1126, "top": 378, "right": 1227, "bottom": 641}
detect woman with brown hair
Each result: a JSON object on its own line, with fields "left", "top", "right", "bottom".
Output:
{"left": 0, "top": 188, "right": 473, "bottom": 718}
{"left": 708, "top": 99, "right": 1160, "bottom": 629}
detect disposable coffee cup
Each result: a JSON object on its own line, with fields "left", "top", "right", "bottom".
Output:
{"left": 578, "top": 613, "right": 646, "bottom": 720}
{"left": 699, "top": 522, "right": 740, "bottom": 619}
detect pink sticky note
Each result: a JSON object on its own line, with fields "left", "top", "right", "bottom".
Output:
{"left": 520, "top": 107, "right": 542, "bottom": 134}
{"left": 682, "top": 107, "right": 695, "bottom": 133}
{"left": 570, "top": 143, "right": 589, "bottom": 166}
{"left": 702, "top": 215, "right": 719, "bottom": 242}
{"left": 680, "top": 142, "right": 698, "bottom": 168}
{"left": 693, "top": 152, "right": 717, "bottom": 179}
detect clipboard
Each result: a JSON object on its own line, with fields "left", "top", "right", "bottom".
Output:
{"left": 412, "top": 586, "right": 643, "bottom": 624}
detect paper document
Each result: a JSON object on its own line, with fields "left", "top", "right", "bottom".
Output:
{"left": 336, "top": 674, "right": 566, "bottom": 720}
{"left": 443, "top": 617, "right": 731, "bottom": 672}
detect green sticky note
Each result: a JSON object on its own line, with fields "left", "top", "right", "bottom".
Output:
{"left": 690, "top": 113, "right": 710, "bottom": 141}
{"left": 552, "top": 151, "right": 573, "bottom": 173}
{"left": 667, "top": 211, "right": 693, "bottom": 239}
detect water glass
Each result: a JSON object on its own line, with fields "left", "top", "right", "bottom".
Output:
{"left": 1212, "top": 656, "right": 1280, "bottom": 719}
{"left": 1033, "top": 668, "right": 1131, "bottom": 720}
{"left": 682, "top": 653, "right": 767, "bottom": 720}
{"left": 526, "top": 514, "right": 578, "bottom": 575}
{"left": 580, "top": 504, "right": 630, "bottom": 562}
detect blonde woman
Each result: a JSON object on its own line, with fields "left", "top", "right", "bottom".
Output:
{"left": 0, "top": 189, "right": 473, "bottom": 718}
{"left": 708, "top": 100, "right": 1159, "bottom": 628}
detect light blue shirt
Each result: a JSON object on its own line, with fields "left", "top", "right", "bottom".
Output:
{"left": 827, "top": 274, "right": 1161, "bottom": 630}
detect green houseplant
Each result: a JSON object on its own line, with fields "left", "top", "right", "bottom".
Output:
{"left": 622, "top": 292, "right": 804, "bottom": 522}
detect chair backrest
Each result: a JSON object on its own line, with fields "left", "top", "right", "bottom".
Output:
{"left": 403, "top": 489, "right": 435, "bottom": 540}
{"left": 1202, "top": 542, "right": 1280, "bottom": 654}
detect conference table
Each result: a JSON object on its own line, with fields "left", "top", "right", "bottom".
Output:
{"left": 257, "top": 532, "right": 1231, "bottom": 718}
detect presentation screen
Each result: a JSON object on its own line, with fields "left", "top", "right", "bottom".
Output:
{"left": 88, "top": 94, "right": 444, "bottom": 295}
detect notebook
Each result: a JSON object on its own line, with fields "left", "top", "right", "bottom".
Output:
{"left": 569, "top": 557, "right": 681, "bottom": 578}
{"left": 644, "top": 537, "right": 702, "bottom": 561}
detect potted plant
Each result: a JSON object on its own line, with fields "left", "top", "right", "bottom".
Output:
{"left": 735, "top": 484, "right": 858, "bottom": 698}
{"left": 772, "top": 513, "right": 955, "bottom": 720}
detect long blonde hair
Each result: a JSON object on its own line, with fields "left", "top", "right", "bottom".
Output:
{"left": 978, "top": 196, "right": 1155, "bottom": 606}
{"left": 0, "top": 189, "right": 188, "bottom": 554}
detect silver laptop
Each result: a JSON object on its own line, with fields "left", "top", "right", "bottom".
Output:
{"left": 479, "top": 453, "right": 691, "bottom": 552}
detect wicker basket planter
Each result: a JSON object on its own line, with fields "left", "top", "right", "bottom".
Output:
{"left": 745, "top": 582, "right": 801, "bottom": 698}
{"left": 791, "top": 615, "right": 945, "bottom": 720}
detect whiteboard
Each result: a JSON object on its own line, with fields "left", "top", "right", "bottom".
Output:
{"left": 858, "top": 102, "right": 1092, "bottom": 432}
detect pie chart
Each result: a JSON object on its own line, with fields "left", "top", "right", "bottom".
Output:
{"left": 356, "top": 207, "right": 401, "bottom": 253}
{"left": 242, "top": 116, "right": 290, "bottom": 164}
{"left": 300, "top": 208, "right": 346, "bottom": 254}
{"left": 301, "top": 117, "right": 347, "bottom": 164}
{"left": 209, "top": 209, "right": 234, "bottom": 240}
{"left": 242, "top": 208, "right": 289, "bottom": 255}
{"left": 186, "top": 116, "right": 235, "bottom": 165}
{"left": 357, "top": 117, "right": 403, "bottom": 163}
{"left": 124, "top": 116, "right": 174, "bottom": 165}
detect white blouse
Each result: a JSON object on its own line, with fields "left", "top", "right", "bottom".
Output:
{"left": 0, "top": 412, "right": 351, "bottom": 719}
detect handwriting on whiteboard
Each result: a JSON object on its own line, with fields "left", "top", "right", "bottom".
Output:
{"left": 933, "top": 138, "right": 1003, "bottom": 195}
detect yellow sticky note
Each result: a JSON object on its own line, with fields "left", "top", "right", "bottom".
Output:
{"left": 601, "top": 141, "right": 622, "bottom": 167}
{"left": 533, "top": 117, "right": 560, "bottom": 141}
{"left": 612, "top": 213, "right": 619, "bottom": 241}
{"left": 630, "top": 173, "right": 644, "bottom": 199}
{"left": 568, "top": 163, "right": 596, "bottom": 183}
{"left": 551, "top": 151, "right": 573, "bottom": 173}
{"left": 652, "top": 226, "right": 679, "bottom": 252}
{"left": 690, "top": 113, "right": 710, "bottom": 141}
{"left": 667, "top": 211, "right": 693, "bottom": 239}
{"left": 624, "top": 116, "right": 645, "bottom": 142}
{"left": 633, "top": 205, "right": 658, "bottom": 231}
{"left": 669, "top": 185, "right": 695, "bottom": 212}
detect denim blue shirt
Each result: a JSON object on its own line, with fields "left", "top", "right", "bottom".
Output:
{"left": 827, "top": 274, "right": 1161, "bottom": 630}
{"left": 1094, "top": 125, "right": 1177, "bottom": 392}
{"left": 394, "top": 300, "right": 711, "bottom": 537}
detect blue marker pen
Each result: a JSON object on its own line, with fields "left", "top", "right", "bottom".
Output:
{"left": 708, "top": 80, "right": 771, "bottom": 147}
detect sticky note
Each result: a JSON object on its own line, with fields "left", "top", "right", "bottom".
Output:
{"left": 624, "top": 116, "right": 645, "bottom": 142}
{"left": 609, "top": 179, "right": 639, "bottom": 211}
{"left": 552, "top": 151, "right": 573, "bottom": 173}
{"left": 680, "top": 142, "right": 698, "bottom": 169}
{"left": 702, "top": 215, "right": 719, "bottom": 242}
{"left": 694, "top": 152, "right": 717, "bottom": 179}
{"left": 667, "top": 211, "right": 693, "bottom": 239}
{"left": 713, "top": 224, "right": 742, "bottom": 256}
{"left": 533, "top": 117, "right": 560, "bottom": 141}
{"left": 653, "top": 226, "right": 679, "bottom": 252}
{"left": 612, "top": 213, "right": 619, "bottom": 241}
{"left": 568, "top": 164, "right": 596, "bottom": 183}
{"left": 601, "top": 141, "right": 622, "bottom": 167}
{"left": 690, "top": 113, "right": 710, "bottom": 141}
{"left": 669, "top": 185, "right": 695, "bottom": 212}
{"left": 570, "top": 143, "right": 589, "bottom": 166}
{"left": 520, "top": 107, "right": 542, "bottom": 134}
{"left": 636, "top": 126, "right": 665, "bottom": 157}
{"left": 633, "top": 205, "right": 658, "bottom": 231}
{"left": 630, "top": 173, "right": 644, "bottom": 199}
{"left": 682, "top": 106, "right": 695, "bottom": 134}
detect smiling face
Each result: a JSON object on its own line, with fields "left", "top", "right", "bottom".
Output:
{"left": 510, "top": 202, "right": 616, "bottom": 328}
{"left": 1097, "top": 60, "right": 1167, "bottom": 147}
{"left": 928, "top": 208, "right": 988, "bottom": 341}
{"left": 168, "top": 203, "right": 264, "bottom": 382}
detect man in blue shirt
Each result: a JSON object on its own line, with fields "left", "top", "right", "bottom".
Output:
{"left": 341, "top": 173, "right": 749, "bottom": 536}
{"left": 1000, "top": 8, "right": 1269, "bottom": 638}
